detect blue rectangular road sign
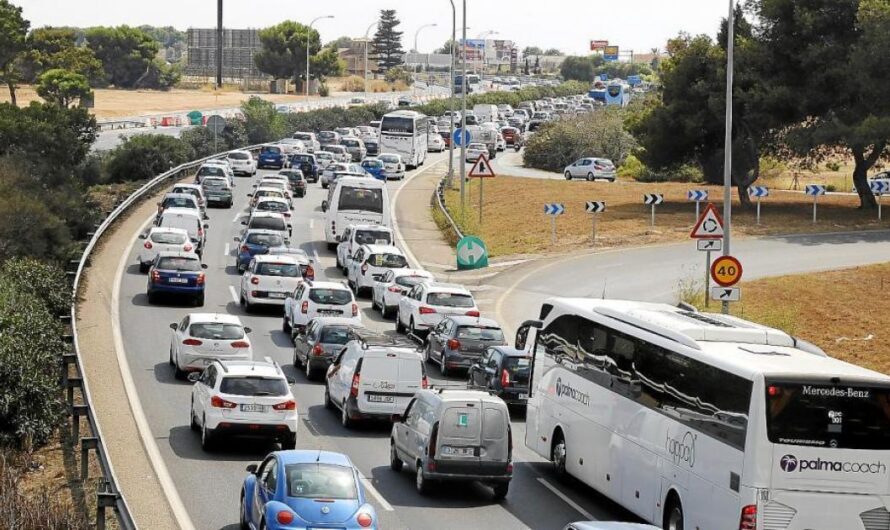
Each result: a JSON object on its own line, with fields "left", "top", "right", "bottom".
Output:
{"left": 871, "top": 179, "right": 890, "bottom": 195}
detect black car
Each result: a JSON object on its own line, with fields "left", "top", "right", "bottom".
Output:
{"left": 277, "top": 169, "right": 306, "bottom": 198}
{"left": 292, "top": 318, "right": 367, "bottom": 380}
{"left": 289, "top": 154, "right": 318, "bottom": 183}
{"left": 424, "top": 316, "right": 506, "bottom": 376}
{"left": 364, "top": 139, "right": 379, "bottom": 157}
{"left": 467, "top": 346, "right": 531, "bottom": 406}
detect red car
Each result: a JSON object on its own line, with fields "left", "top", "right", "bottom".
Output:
{"left": 500, "top": 127, "right": 521, "bottom": 146}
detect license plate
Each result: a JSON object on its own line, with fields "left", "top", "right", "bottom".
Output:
{"left": 518, "top": 393, "right": 528, "bottom": 399}
{"left": 318, "top": 310, "right": 341, "bottom": 316}
{"left": 368, "top": 395, "right": 394, "bottom": 403}
{"left": 444, "top": 446, "right": 475, "bottom": 456}
{"left": 268, "top": 292, "right": 287, "bottom": 299}
{"left": 168, "top": 278, "right": 188, "bottom": 284}
{"left": 240, "top": 404, "right": 266, "bottom": 413}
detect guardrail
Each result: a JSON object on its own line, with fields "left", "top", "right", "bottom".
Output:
{"left": 65, "top": 144, "right": 264, "bottom": 529}
{"left": 435, "top": 173, "right": 464, "bottom": 241}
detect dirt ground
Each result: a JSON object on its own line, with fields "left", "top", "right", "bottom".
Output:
{"left": 442, "top": 176, "right": 887, "bottom": 257}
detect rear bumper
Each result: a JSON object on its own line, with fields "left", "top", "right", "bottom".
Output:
{"left": 148, "top": 283, "right": 204, "bottom": 296}
{"left": 305, "top": 357, "right": 333, "bottom": 372}
{"left": 206, "top": 418, "right": 297, "bottom": 436}
{"left": 245, "top": 293, "right": 288, "bottom": 306}
{"left": 424, "top": 459, "right": 512, "bottom": 482}
{"left": 346, "top": 397, "right": 404, "bottom": 421}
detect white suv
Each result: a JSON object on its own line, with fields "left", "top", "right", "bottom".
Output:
{"left": 188, "top": 359, "right": 297, "bottom": 451}
{"left": 227, "top": 150, "right": 257, "bottom": 176}
{"left": 137, "top": 227, "right": 192, "bottom": 273}
{"left": 346, "top": 244, "right": 409, "bottom": 297}
{"left": 168, "top": 313, "right": 253, "bottom": 379}
{"left": 371, "top": 269, "right": 434, "bottom": 318}
{"left": 336, "top": 224, "right": 394, "bottom": 272}
{"left": 396, "top": 283, "right": 479, "bottom": 337}
{"left": 283, "top": 281, "right": 360, "bottom": 334}
{"left": 239, "top": 255, "right": 305, "bottom": 312}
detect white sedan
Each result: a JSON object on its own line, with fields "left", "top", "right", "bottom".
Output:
{"left": 371, "top": 268, "right": 434, "bottom": 318}
{"left": 168, "top": 313, "right": 253, "bottom": 379}
{"left": 465, "top": 143, "right": 487, "bottom": 163}
{"left": 377, "top": 153, "right": 405, "bottom": 180}
{"left": 427, "top": 134, "right": 446, "bottom": 153}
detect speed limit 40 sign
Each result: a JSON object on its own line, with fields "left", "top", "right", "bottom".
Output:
{"left": 711, "top": 255, "right": 743, "bottom": 287}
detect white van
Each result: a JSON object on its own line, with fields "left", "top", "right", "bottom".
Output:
{"left": 157, "top": 207, "right": 207, "bottom": 256}
{"left": 324, "top": 333, "right": 426, "bottom": 428}
{"left": 323, "top": 177, "right": 391, "bottom": 249}
{"left": 473, "top": 104, "right": 499, "bottom": 124}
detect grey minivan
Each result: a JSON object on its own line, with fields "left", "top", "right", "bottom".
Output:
{"left": 389, "top": 389, "right": 512, "bottom": 499}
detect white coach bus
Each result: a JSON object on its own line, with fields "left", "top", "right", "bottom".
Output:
{"left": 516, "top": 298, "right": 890, "bottom": 530}
{"left": 378, "top": 110, "right": 428, "bottom": 170}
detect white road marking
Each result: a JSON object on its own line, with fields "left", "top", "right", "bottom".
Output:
{"left": 537, "top": 477, "right": 594, "bottom": 520}
{"left": 228, "top": 285, "right": 239, "bottom": 304}
{"left": 309, "top": 218, "right": 314, "bottom": 230}
{"left": 112, "top": 213, "right": 197, "bottom": 530}
{"left": 359, "top": 474, "right": 394, "bottom": 511}
{"left": 223, "top": 242, "right": 230, "bottom": 257}
{"left": 231, "top": 212, "right": 242, "bottom": 223}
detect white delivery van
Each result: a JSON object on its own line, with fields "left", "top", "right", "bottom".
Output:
{"left": 473, "top": 104, "right": 500, "bottom": 124}
{"left": 322, "top": 177, "right": 391, "bottom": 249}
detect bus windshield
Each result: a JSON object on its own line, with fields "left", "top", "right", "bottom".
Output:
{"left": 338, "top": 187, "right": 383, "bottom": 214}
{"left": 381, "top": 117, "right": 414, "bottom": 135}
{"left": 766, "top": 380, "right": 890, "bottom": 450}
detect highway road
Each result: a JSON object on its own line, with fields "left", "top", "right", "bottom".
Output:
{"left": 114, "top": 156, "right": 631, "bottom": 530}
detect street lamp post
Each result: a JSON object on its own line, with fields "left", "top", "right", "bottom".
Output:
{"left": 364, "top": 21, "right": 379, "bottom": 96}
{"left": 307, "top": 15, "right": 334, "bottom": 97}
{"left": 721, "top": 0, "right": 735, "bottom": 314}
{"left": 476, "top": 30, "right": 498, "bottom": 79}
{"left": 459, "top": 0, "right": 467, "bottom": 212}
{"left": 413, "top": 23, "right": 438, "bottom": 75}
{"left": 447, "top": 0, "right": 456, "bottom": 186}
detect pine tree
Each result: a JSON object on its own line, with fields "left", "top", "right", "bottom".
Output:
{"left": 371, "top": 9, "right": 404, "bottom": 73}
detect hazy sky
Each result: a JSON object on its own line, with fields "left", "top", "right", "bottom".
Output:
{"left": 18, "top": 1, "right": 729, "bottom": 54}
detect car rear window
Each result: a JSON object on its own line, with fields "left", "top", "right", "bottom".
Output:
{"left": 220, "top": 376, "right": 288, "bottom": 397}
{"left": 261, "top": 146, "right": 281, "bottom": 155}
{"left": 482, "top": 407, "right": 507, "bottom": 440}
{"left": 456, "top": 326, "right": 504, "bottom": 342}
{"left": 150, "top": 231, "right": 187, "bottom": 245}
{"left": 502, "top": 356, "right": 531, "bottom": 375}
{"left": 157, "top": 257, "right": 201, "bottom": 271}
{"left": 172, "top": 187, "right": 199, "bottom": 198}
{"left": 362, "top": 160, "right": 383, "bottom": 169}
{"left": 354, "top": 230, "right": 391, "bottom": 245}
{"left": 202, "top": 178, "right": 228, "bottom": 189}
{"left": 320, "top": 326, "right": 355, "bottom": 344}
{"left": 292, "top": 155, "right": 314, "bottom": 164}
{"left": 441, "top": 407, "right": 480, "bottom": 440}
{"left": 255, "top": 262, "right": 299, "bottom": 277}
{"left": 309, "top": 289, "right": 352, "bottom": 305}
{"left": 286, "top": 464, "right": 357, "bottom": 499}
{"left": 245, "top": 233, "right": 284, "bottom": 247}
{"left": 427, "top": 292, "right": 474, "bottom": 308}
{"left": 342, "top": 139, "right": 359, "bottom": 147}
{"left": 189, "top": 323, "right": 244, "bottom": 340}
{"left": 228, "top": 152, "right": 249, "bottom": 160}
{"left": 379, "top": 155, "right": 399, "bottom": 164}
{"left": 255, "top": 190, "right": 285, "bottom": 200}
{"left": 338, "top": 187, "right": 383, "bottom": 214}
{"left": 197, "top": 166, "right": 225, "bottom": 176}
{"left": 163, "top": 197, "right": 197, "bottom": 209}
{"left": 256, "top": 201, "right": 288, "bottom": 213}
{"left": 250, "top": 217, "right": 287, "bottom": 231}
{"left": 368, "top": 253, "right": 407, "bottom": 268}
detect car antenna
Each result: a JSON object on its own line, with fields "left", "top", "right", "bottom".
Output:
{"left": 601, "top": 277, "right": 608, "bottom": 300}
{"left": 316, "top": 450, "right": 322, "bottom": 462}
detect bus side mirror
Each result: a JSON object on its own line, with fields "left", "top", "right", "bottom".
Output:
{"left": 321, "top": 201, "right": 328, "bottom": 212}
{"left": 515, "top": 320, "right": 542, "bottom": 350}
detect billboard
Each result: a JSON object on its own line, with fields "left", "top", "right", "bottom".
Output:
{"left": 604, "top": 45, "right": 619, "bottom": 62}
{"left": 590, "top": 40, "right": 609, "bottom": 51}
{"left": 460, "top": 39, "right": 486, "bottom": 61}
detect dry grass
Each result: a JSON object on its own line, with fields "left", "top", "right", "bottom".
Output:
{"left": 442, "top": 176, "right": 887, "bottom": 257}
{"left": 706, "top": 263, "right": 890, "bottom": 375}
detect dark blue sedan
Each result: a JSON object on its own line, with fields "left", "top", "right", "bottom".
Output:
{"left": 146, "top": 252, "right": 207, "bottom": 306}
{"left": 258, "top": 145, "right": 287, "bottom": 170}
{"left": 235, "top": 229, "right": 288, "bottom": 273}
{"left": 360, "top": 158, "right": 386, "bottom": 181}
{"left": 240, "top": 450, "right": 377, "bottom": 530}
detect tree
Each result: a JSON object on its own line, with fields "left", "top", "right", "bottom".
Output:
{"left": 104, "top": 134, "right": 193, "bottom": 183}
{"left": 326, "top": 36, "right": 354, "bottom": 50}
{"left": 522, "top": 46, "right": 543, "bottom": 57}
{"left": 239, "top": 96, "right": 286, "bottom": 145}
{"left": 0, "top": 1, "right": 29, "bottom": 106}
{"left": 371, "top": 10, "right": 405, "bottom": 73}
{"left": 560, "top": 55, "right": 606, "bottom": 83}
{"left": 523, "top": 110, "right": 637, "bottom": 171}
{"left": 0, "top": 102, "right": 97, "bottom": 174}
{"left": 543, "top": 48, "right": 563, "bottom": 56}
{"left": 137, "top": 25, "right": 185, "bottom": 48}
{"left": 523, "top": 57, "right": 529, "bottom": 75}
{"left": 36, "top": 68, "right": 92, "bottom": 108}
{"left": 533, "top": 56, "right": 540, "bottom": 74}
{"left": 254, "top": 21, "right": 321, "bottom": 86}
{"left": 85, "top": 25, "right": 175, "bottom": 88}
{"left": 310, "top": 46, "right": 345, "bottom": 80}
{"left": 22, "top": 27, "right": 105, "bottom": 85}
{"left": 434, "top": 39, "right": 458, "bottom": 55}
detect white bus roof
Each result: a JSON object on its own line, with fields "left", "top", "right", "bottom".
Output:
{"left": 547, "top": 298, "right": 890, "bottom": 383}
{"left": 382, "top": 110, "right": 426, "bottom": 119}
{"left": 335, "top": 176, "right": 386, "bottom": 189}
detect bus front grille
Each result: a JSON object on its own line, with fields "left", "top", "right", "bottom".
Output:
{"left": 762, "top": 501, "right": 796, "bottom": 530}
{"left": 861, "top": 507, "right": 890, "bottom": 530}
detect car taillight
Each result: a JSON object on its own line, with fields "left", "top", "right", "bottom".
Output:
{"left": 350, "top": 373, "right": 360, "bottom": 398}
{"left": 210, "top": 395, "right": 236, "bottom": 409}
{"left": 447, "top": 339, "right": 460, "bottom": 350}
{"left": 301, "top": 301, "right": 308, "bottom": 314}
{"left": 276, "top": 510, "right": 295, "bottom": 525}
{"left": 419, "top": 306, "right": 436, "bottom": 315}
{"left": 143, "top": 241, "right": 153, "bottom": 249}
{"left": 305, "top": 265, "right": 314, "bottom": 281}
{"left": 150, "top": 270, "right": 160, "bottom": 282}
{"left": 428, "top": 422, "right": 439, "bottom": 460}
{"left": 356, "top": 513, "right": 373, "bottom": 528}
{"left": 197, "top": 228, "right": 204, "bottom": 237}
{"left": 197, "top": 272, "right": 205, "bottom": 286}
{"left": 312, "top": 344, "right": 324, "bottom": 356}
{"left": 230, "top": 341, "right": 250, "bottom": 348}
{"left": 739, "top": 505, "right": 757, "bottom": 530}
{"left": 360, "top": 263, "right": 368, "bottom": 274}
{"left": 501, "top": 369, "right": 510, "bottom": 387}
{"left": 182, "top": 338, "right": 203, "bottom": 346}
{"left": 352, "top": 303, "right": 358, "bottom": 317}
{"left": 273, "top": 400, "right": 296, "bottom": 411}
{"left": 422, "top": 375, "right": 429, "bottom": 389}
{"left": 240, "top": 245, "right": 249, "bottom": 253}
{"left": 183, "top": 243, "right": 193, "bottom": 252}
{"left": 387, "top": 286, "right": 402, "bottom": 293}
{"left": 466, "top": 310, "right": 480, "bottom": 317}
{"left": 250, "top": 277, "right": 259, "bottom": 285}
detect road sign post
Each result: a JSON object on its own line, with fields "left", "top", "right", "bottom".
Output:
{"left": 206, "top": 114, "right": 226, "bottom": 154}
{"left": 687, "top": 190, "right": 708, "bottom": 222}
{"left": 455, "top": 235, "right": 489, "bottom": 270}
{"left": 644, "top": 194, "right": 664, "bottom": 226}
{"left": 805, "top": 184, "right": 826, "bottom": 223}
{"left": 871, "top": 180, "right": 890, "bottom": 220}
{"left": 468, "top": 153, "right": 496, "bottom": 226}
{"left": 748, "top": 186, "right": 769, "bottom": 225}
{"left": 691, "top": 205, "right": 724, "bottom": 308}
{"left": 544, "top": 203, "right": 565, "bottom": 244}
{"left": 585, "top": 201, "right": 606, "bottom": 247}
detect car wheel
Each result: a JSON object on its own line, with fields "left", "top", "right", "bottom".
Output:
{"left": 280, "top": 433, "right": 297, "bottom": 450}
{"left": 423, "top": 343, "right": 432, "bottom": 363}
{"left": 586, "top": 172, "right": 594, "bottom": 181}
{"left": 194, "top": 294, "right": 204, "bottom": 307}
{"left": 564, "top": 171, "right": 572, "bottom": 180}
{"left": 173, "top": 353, "right": 186, "bottom": 380}
{"left": 239, "top": 492, "right": 249, "bottom": 530}
{"left": 242, "top": 296, "right": 252, "bottom": 314}
{"left": 395, "top": 311, "right": 405, "bottom": 333}
{"left": 293, "top": 346, "right": 303, "bottom": 368}
{"left": 552, "top": 432, "right": 567, "bottom": 479}
{"left": 201, "top": 416, "right": 214, "bottom": 451}
{"left": 168, "top": 347, "right": 175, "bottom": 366}
{"left": 408, "top": 318, "right": 418, "bottom": 338}
{"left": 323, "top": 385, "right": 333, "bottom": 409}
{"left": 415, "top": 464, "right": 431, "bottom": 495}
{"left": 492, "top": 482, "right": 509, "bottom": 501}
{"left": 138, "top": 262, "right": 149, "bottom": 273}
{"left": 304, "top": 358, "right": 314, "bottom": 381}
{"left": 664, "top": 498, "right": 684, "bottom": 530}
{"left": 439, "top": 354, "right": 449, "bottom": 377}
{"left": 341, "top": 400, "right": 354, "bottom": 428}
{"left": 190, "top": 401, "right": 199, "bottom": 432}
{"left": 282, "top": 315, "right": 291, "bottom": 334}
{"left": 390, "top": 441, "right": 403, "bottom": 472}
{"left": 147, "top": 291, "right": 157, "bottom": 305}
{"left": 382, "top": 304, "right": 392, "bottom": 319}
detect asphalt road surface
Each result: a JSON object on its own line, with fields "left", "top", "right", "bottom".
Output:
{"left": 115, "top": 155, "right": 631, "bottom": 530}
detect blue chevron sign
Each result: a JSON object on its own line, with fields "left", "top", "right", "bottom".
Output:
{"left": 544, "top": 203, "right": 565, "bottom": 216}
{"left": 687, "top": 190, "right": 708, "bottom": 202}
{"left": 871, "top": 180, "right": 890, "bottom": 195}
{"left": 749, "top": 186, "right": 769, "bottom": 198}
{"left": 805, "top": 184, "right": 826, "bottom": 196}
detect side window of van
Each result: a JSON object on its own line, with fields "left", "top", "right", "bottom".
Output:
{"left": 406, "top": 399, "right": 425, "bottom": 429}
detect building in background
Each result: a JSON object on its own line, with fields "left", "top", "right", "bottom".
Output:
{"left": 184, "top": 28, "right": 266, "bottom": 87}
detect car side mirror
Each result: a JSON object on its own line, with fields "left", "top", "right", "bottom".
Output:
{"left": 201, "top": 264, "right": 208, "bottom": 269}
{"left": 286, "top": 377, "right": 296, "bottom": 385}
{"left": 246, "top": 193, "right": 253, "bottom": 197}
{"left": 390, "top": 413, "right": 403, "bottom": 423}
{"left": 139, "top": 233, "right": 147, "bottom": 239}
{"left": 233, "top": 237, "right": 241, "bottom": 242}
{"left": 321, "top": 201, "right": 328, "bottom": 212}
{"left": 203, "top": 224, "right": 210, "bottom": 229}
{"left": 244, "top": 327, "right": 252, "bottom": 334}
{"left": 241, "top": 221, "right": 247, "bottom": 225}
{"left": 245, "top": 464, "right": 258, "bottom": 474}
{"left": 169, "top": 323, "right": 178, "bottom": 330}
{"left": 187, "top": 372, "right": 201, "bottom": 383}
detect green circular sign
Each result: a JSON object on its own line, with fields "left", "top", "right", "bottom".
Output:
{"left": 456, "top": 236, "right": 489, "bottom": 270}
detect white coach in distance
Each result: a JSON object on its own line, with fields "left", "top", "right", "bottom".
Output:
{"left": 378, "top": 110, "right": 428, "bottom": 170}
{"left": 515, "top": 298, "right": 890, "bottom": 530}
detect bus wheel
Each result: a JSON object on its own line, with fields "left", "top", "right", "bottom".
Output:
{"left": 551, "top": 431, "right": 567, "bottom": 478}
{"left": 664, "top": 496, "right": 684, "bottom": 530}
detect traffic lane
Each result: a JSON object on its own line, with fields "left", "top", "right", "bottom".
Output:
{"left": 93, "top": 125, "right": 190, "bottom": 151}
{"left": 487, "top": 149, "right": 564, "bottom": 180}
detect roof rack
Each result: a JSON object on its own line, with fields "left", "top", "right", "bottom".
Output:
{"left": 355, "top": 331, "right": 418, "bottom": 350}
{"left": 217, "top": 360, "right": 229, "bottom": 373}
{"left": 263, "top": 356, "right": 285, "bottom": 375}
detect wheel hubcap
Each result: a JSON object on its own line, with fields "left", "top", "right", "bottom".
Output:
{"left": 668, "top": 509, "right": 682, "bottom": 530}
{"left": 416, "top": 467, "right": 423, "bottom": 488}
{"left": 554, "top": 441, "right": 566, "bottom": 469}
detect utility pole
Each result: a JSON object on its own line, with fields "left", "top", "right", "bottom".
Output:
{"left": 216, "top": 0, "right": 223, "bottom": 88}
{"left": 460, "top": 0, "right": 467, "bottom": 213}
{"left": 721, "top": 0, "right": 735, "bottom": 315}
{"left": 447, "top": 0, "right": 456, "bottom": 187}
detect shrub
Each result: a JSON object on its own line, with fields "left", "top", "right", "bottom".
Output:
{"left": 0, "top": 258, "right": 71, "bottom": 317}
{"left": 617, "top": 154, "right": 646, "bottom": 179}
{"left": 384, "top": 66, "right": 413, "bottom": 86}
{"left": 523, "top": 110, "right": 638, "bottom": 172}
{"left": 318, "top": 83, "right": 330, "bottom": 97}
{"left": 104, "top": 134, "right": 194, "bottom": 183}
{"left": 0, "top": 454, "right": 90, "bottom": 529}
{"left": 633, "top": 164, "right": 704, "bottom": 183}
{"left": 341, "top": 76, "right": 365, "bottom": 92}
{"left": 240, "top": 96, "right": 286, "bottom": 145}
{"left": 825, "top": 161, "right": 842, "bottom": 172}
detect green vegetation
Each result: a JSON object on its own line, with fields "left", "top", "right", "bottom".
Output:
{"left": 523, "top": 110, "right": 637, "bottom": 172}
{"left": 21, "top": 27, "right": 104, "bottom": 85}
{"left": 104, "top": 134, "right": 194, "bottom": 183}
{"left": 35, "top": 68, "right": 91, "bottom": 108}
{"left": 84, "top": 25, "right": 178, "bottom": 89}
{"left": 0, "top": 0, "right": 29, "bottom": 105}
{"left": 255, "top": 21, "right": 345, "bottom": 88}
{"left": 560, "top": 55, "right": 652, "bottom": 83}
{"left": 371, "top": 9, "right": 405, "bottom": 73}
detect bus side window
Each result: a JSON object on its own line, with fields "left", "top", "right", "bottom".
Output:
{"left": 541, "top": 315, "right": 580, "bottom": 365}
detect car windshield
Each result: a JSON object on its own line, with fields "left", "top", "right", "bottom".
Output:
{"left": 250, "top": 218, "right": 286, "bottom": 231}
{"left": 338, "top": 187, "right": 383, "bottom": 214}
{"left": 308, "top": 289, "right": 352, "bottom": 305}
{"left": 163, "top": 197, "right": 196, "bottom": 209}
{"left": 229, "top": 152, "right": 250, "bottom": 160}
{"left": 367, "top": 253, "right": 407, "bottom": 268}
{"left": 456, "top": 326, "right": 505, "bottom": 342}
{"left": 503, "top": 356, "right": 531, "bottom": 375}
{"left": 157, "top": 257, "right": 201, "bottom": 271}
{"left": 395, "top": 275, "right": 428, "bottom": 288}
{"left": 189, "top": 323, "right": 244, "bottom": 340}
{"left": 256, "top": 201, "right": 288, "bottom": 213}
{"left": 320, "top": 326, "right": 356, "bottom": 344}
{"left": 245, "top": 233, "right": 284, "bottom": 247}
{"left": 342, "top": 139, "right": 359, "bottom": 147}
{"left": 150, "top": 231, "right": 187, "bottom": 245}
{"left": 381, "top": 117, "right": 414, "bottom": 134}
{"left": 318, "top": 132, "right": 336, "bottom": 141}
{"left": 261, "top": 146, "right": 281, "bottom": 155}
{"left": 468, "top": 143, "right": 485, "bottom": 150}
{"left": 286, "top": 464, "right": 357, "bottom": 499}
{"left": 427, "top": 292, "right": 474, "bottom": 307}
{"left": 255, "top": 262, "right": 300, "bottom": 277}
{"left": 766, "top": 380, "right": 890, "bottom": 449}
{"left": 354, "top": 230, "right": 391, "bottom": 245}
{"left": 198, "top": 166, "right": 225, "bottom": 176}
{"left": 220, "top": 377, "right": 288, "bottom": 397}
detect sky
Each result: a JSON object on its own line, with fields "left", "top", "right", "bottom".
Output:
{"left": 17, "top": 0, "right": 729, "bottom": 55}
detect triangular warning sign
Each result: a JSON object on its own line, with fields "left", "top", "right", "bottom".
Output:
{"left": 469, "top": 153, "right": 496, "bottom": 178}
{"left": 690, "top": 203, "right": 724, "bottom": 239}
